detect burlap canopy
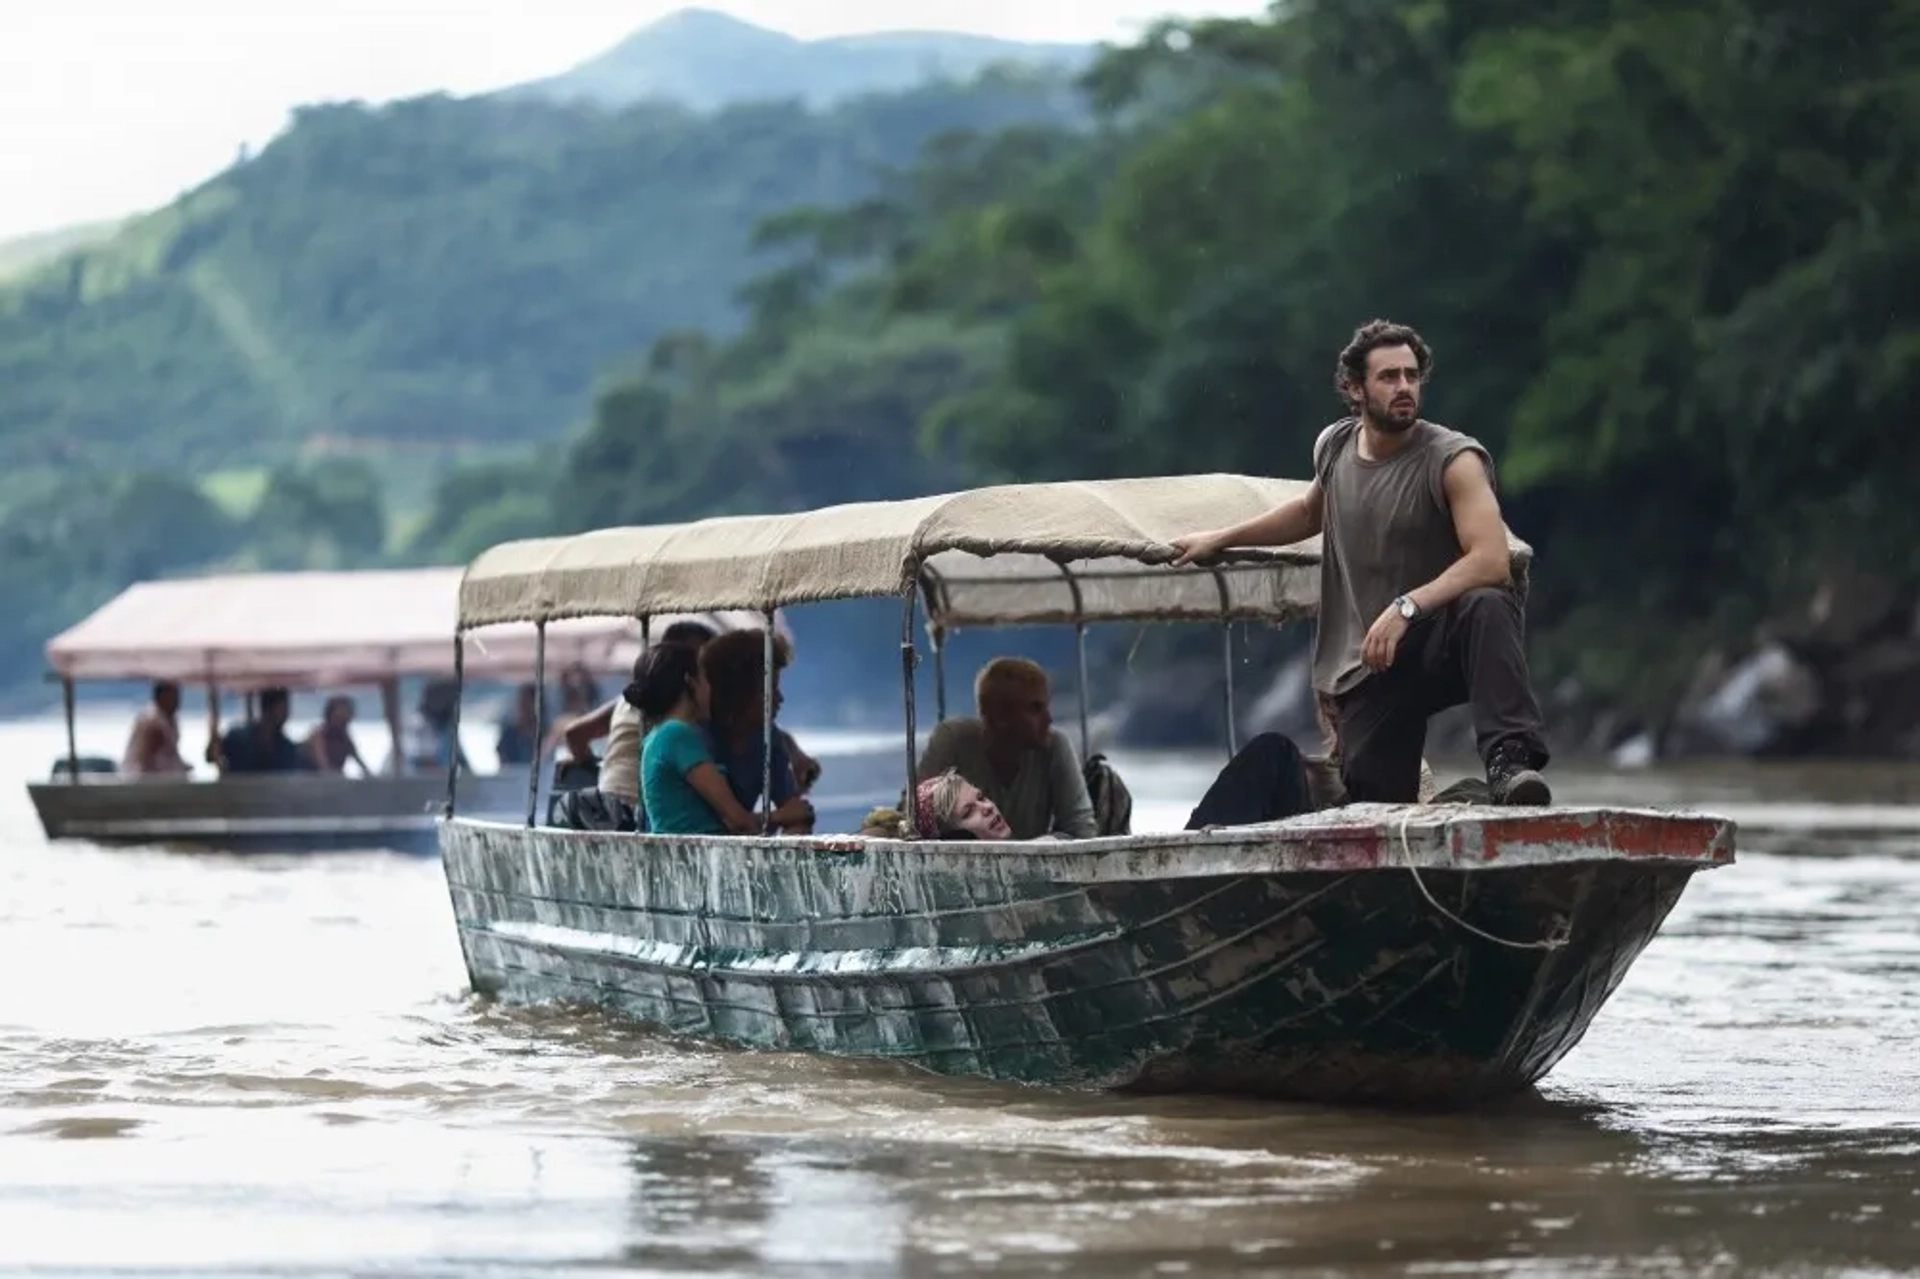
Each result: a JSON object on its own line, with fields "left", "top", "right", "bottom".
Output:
{"left": 458, "top": 474, "right": 1533, "bottom": 629}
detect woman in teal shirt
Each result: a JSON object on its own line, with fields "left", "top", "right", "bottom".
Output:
{"left": 633, "top": 643, "right": 765, "bottom": 836}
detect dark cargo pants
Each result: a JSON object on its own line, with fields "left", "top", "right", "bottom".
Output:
{"left": 1333, "top": 586, "right": 1550, "bottom": 804}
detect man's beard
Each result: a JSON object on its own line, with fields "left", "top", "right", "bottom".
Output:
{"left": 1366, "top": 394, "right": 1419, "bottom": 434}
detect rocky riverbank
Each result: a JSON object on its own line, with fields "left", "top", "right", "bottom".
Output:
{"left": 1091, "top": 574, "right": 1920, "bottom": 763}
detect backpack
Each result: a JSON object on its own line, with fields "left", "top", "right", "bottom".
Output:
{"left": 1083, "top": 753, "right": 1133, "bottom": 837}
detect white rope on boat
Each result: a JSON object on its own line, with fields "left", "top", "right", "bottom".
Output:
{"left": 1394, "top": 813, "right": 1571, "bottom": 952}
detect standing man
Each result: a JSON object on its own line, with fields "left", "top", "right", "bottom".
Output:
{"left": 1172, "top": 319, "right": 1551, "bottom": 805}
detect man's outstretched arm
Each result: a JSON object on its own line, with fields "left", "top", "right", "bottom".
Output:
{"left": 1169, "top": 480, "right": 1324, "bottom": 565}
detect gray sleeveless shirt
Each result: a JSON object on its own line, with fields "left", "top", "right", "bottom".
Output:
{"left": 1311, "top": 418, "right": 1495, "bottom": 696}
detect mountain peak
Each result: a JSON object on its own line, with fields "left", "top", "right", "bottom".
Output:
{"left": 509, "top": 8, "right": 1091, "bottom": 112}
{"left": 625, "top": 8, "right": 798, "bottom": 46}
{"left": 640, "top": 8, "right": 782, "bottom": 34}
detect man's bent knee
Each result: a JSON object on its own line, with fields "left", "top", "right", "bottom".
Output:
{"left": 1453, "top": 586, "right": 1512, "bottom": 614}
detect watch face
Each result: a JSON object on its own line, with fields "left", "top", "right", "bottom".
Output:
{"left": 1399, "top": 598, "right": 1417, "bottom": 619}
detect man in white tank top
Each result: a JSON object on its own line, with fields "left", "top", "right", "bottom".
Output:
{"left": 1171, "top": 319, "right": 1551, "bottom": 807}
{"left": 122, "top": 680, "right": 191, "bottom": 777}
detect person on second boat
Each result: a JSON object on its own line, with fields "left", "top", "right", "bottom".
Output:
{"left": 401, "top": 678, "right": 472, "bottom": 776}
{"left": 495, "top": 682, "right": 539, "bottom": 769}
{"left": 916, "top": 657, "right": 1097, "bottom": 840}
{"left": 635, "top": 643, "right": 812, "bottom": 837}
{"left": 211, "top": 686, "right": 307, "bottom": 775}
{"left": 122, "top": 680, "right": 191, "bottom": 777}
{"left": 303, "top": 694, "right": 372, "bottom": 775}
{"left": 1171, "top": 318, "right": 1552, "bottom": 807}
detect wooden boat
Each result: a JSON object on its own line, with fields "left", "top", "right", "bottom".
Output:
{"left": 438, "top": 475, "right": 1735, "bottom": 1106}
{"left": 29, "top": 567, "right": 755, "bottom": 854}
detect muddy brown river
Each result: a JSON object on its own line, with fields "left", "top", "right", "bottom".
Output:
{"left": 2, "top": 712, "right": 1916, "bottom": 1276}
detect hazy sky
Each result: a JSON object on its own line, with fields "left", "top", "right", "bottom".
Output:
{"left": 0, "top": 0, "right": 1266, "bottom": 240}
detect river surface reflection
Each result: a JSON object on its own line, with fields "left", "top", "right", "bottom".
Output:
{"left": 2, "top": 713, "right": 1916, "bottom": 1276}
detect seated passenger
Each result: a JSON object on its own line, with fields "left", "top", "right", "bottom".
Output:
{"left": 915, "top": 657, "right": 1096, "bottom": 840}
{"left": 303, "top": 695, "right": 371, "bottom": 775}
{"left": 122, "top": 680, "right": 191, "bottom": 777}
{"left": 495, "top": 682, "right": 539, "bottom": 768}
{"left": 401, "top": 678, "right": 471, "bottom": 775}
{"left": 212, "top": 686, "right": 308, "bottom": 775}
{"left": 554, "top": 620, "right": 819, "bottom": 796}
{"left": 548, "top": 648, "right": 655, "bottom": 832}
{"left": 552, "top": 621, "right": 718, "bottom": 769}
{"left": 636, "top": 644, "right": 810, "bottom": 836}
{"left": 700, "top": 629, "right": 814, "bottom": 833}
{"left": 861, "top": 769, "right": 1013, "bottom": 841}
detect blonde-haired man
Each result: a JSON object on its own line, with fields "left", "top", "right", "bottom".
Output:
{"left": 915, "top": 657, "right": 1096, "bottom": 840}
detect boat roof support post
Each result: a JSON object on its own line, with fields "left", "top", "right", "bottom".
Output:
{"left": 203, "top": 654, "right": 221, "bottom": 772}
{"left": 634, "top": 617, "right": 650, "bottom": 835}
{"left": 378, "top": 677, "right": 403, "bottom": 777}
{"left": 526, "top": 620, "right": 546, "bottom": 829}
{"left": 443, "top": 636, "right": 464, "bottom": 818}
{"left": 1210, "top": 569, "right": 1237, "bottom": 758}
{"left": 918, "top": 570, "right": 949, "bottom": 724}
{"left": 1056, "top": 562, "right": 1091, "bottom": 760}
{"left": 900, "top": 586, "right": 920, "bottom": 834}
{"left": 761, "top": 614, "right": 775, "bottom": 835}
{"left": 61, "top": 676, "right": 78, "bottom": 785}
{"left": 929, "top": 624, "right": 947, "bottom": 724}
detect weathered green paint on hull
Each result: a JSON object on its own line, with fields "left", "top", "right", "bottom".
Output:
{"left": 438, "top": 805, "right": 1732, "bottom": 1106}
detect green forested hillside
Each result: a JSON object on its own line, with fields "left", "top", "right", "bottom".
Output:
{"left": 416, "top": 0, "right": 1920, "bottom": 750}
{"left": 8, "top": 0, "right": 1918, "bottom": 753}
{"left": 0, "top": 67, "right": 1079, "bottom": 695}
{"left": 0, "top": 70, "right": 1082, "bottom": 472}
{"left": 0, "top": 219, "right": 125, "bottom": 281}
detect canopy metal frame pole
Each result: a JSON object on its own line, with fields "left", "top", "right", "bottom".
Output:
{"left": 918, "top": 571, "right": 949, "bottom": 724}
{"left": 635, "top": 616, "right": 651, "bottom": 834}
{"left": 761, "top": 614, "right": 776, "bottom": 835}
{"left": 60, "top": 677, "right": 78, "bottom": 784}
{"left": 1055, "top": 562, "right": 1092, "bottom": 760}
{"left": 930, "top": 626, "right": 948, "bottom": 723}
{"left": 1075, "top": 626, "right": 1092, "bottom": 760}
{"left": 1210, "top": 570, "right": 1238, "bottom": 758}
{"left": 204, "top": 653, "right": 221, "bottom": 773}
{"left": 380, "top": 645, "right": 406, "bottom": 779}
{"left": 443, "top": 635, "right": 464, "bottom": 819}
{"left": 900, "top": 587, "right": 920, "bottom": 833}
{"left": 525, "top": 621, "right": 546, "bottom": 829}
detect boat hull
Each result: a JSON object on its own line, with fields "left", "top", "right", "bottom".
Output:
{"left": 438, "top": 805, "right": 1733, "bottom": 1105}
{"left": 29, "top": 774, "right": 530, "bottom": 854}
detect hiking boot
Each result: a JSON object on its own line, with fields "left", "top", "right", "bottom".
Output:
{"left": 1487, "top": 745, "right": 1552, "bottom": 806}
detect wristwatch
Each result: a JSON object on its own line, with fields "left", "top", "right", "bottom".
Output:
{"left": 1394, "top": 594, "right": 1419, "bottom": 621}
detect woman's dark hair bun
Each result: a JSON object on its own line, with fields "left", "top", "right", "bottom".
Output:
{"left": 625, "top": 643, "right": 701, "bottom": 719}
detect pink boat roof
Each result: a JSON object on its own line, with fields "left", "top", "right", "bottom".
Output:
{"left": 46, "top": 567, "right": 781, "bottom": 688}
